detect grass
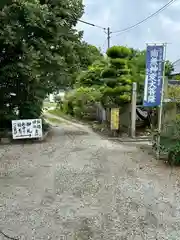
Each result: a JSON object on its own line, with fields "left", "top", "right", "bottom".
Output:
{"left": 48, "top": 108, "right": 64, "bottom": 117}
{"left": 43, "top": 101, "right": 57, "bottom": 109}
{"left": 48, "top": 108, "right": 74, "bottom": 121}
{"left": 46, "top": 117, "right": 62, "bottom": 124}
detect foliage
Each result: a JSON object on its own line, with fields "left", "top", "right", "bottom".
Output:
{"left": 165, "top": 60, "right": 174, "bottom": 77}
{"left": 63, "top": 90, "right": 76, "bottom": 115}
{"left": 75, "top": 58, "right": 108, "bottom": 87}
{"left": 101, "top": 68, "right": 117, "bottom": 78}
{"left": 70, "top": 43, "right": 104, "bottom": 86}
{"left": 107, "top": 46, "right": 132, "bottom": 59}
{"left": 167, "top": 142, "right": 180, "bottom": 166}
{"left": 70, "top": 44, "right": 174, "bottom": 120}
{"left": 129, "top": 50, "right": 173, "bottom": 79}
{"left": 110, "top": 58, "right": 127, "bottom": 68}
{"left": 129, "top": 50, "right": 174, "bottom": 103}
{"left": 126, "top": 50, "right": 145, "bottom": 103}
{"left": 174, "top": 74, "right": 180, "bottom": 80}
{"left": 164, "top": 119, "right": 180, "bottom": 165}
{"left": 46, "top": 117, "right": 62, "bottom": 124}
{"left": 0, "top": 0, "right": 85, "bottom": 129}
{"left": 76, "top": 68, "right": 102, "bottom": 87}
{"left": 168, "top": 85, "right": 180, "bottom": 100}
{"left": 99, "top": 46, "right": 132, "bottom": 108}
{"left": 77, "top": 43, "right": 103, "bottom": 69}
{"left": 153, "top": 118, "right": 180, "bottom": 165}
{"left": 63, "top": 87, "right": 102, "bottom": 120}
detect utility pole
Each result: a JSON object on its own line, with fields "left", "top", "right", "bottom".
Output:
{"left": 107, "top": 27, "right": 111, "bottom": 49}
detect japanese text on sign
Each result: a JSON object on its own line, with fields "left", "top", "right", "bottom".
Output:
{"left": 110, "top": 108, "right": 119, "bottom": 130}
{"left": 12, "top": 119, "right": 43, "bottom": 139}
{"left": 143, "top": 45, "right": 164, "bottom": 107}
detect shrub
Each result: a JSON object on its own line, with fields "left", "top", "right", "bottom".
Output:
{"left": 110, "top": 58, "right": 127, "bottom": 69}
{"left": 168, "top": 143, "right": 180, "bottom": 166}
{"left": 76, "top": 66, "right": 103, "bottom": 87}
{"left": 102, "top": 78, "right": 117, "bottom": 88}
{"left": 168, "top": 85, "right": 180, "bottom": 100}
{"left": 63, "top": 90, "right": 76, "bottom": 115}
{"left": 175, "top": 75, "right": 180, "bottom": 80}
{"left": 119, "top": 94, "right": 131, "bottom": 102}
{"left": 101, "top": 68, "right": 117, "bottom": 78}
{"left": 62, "top": 87, "right": 102, "bottom": 120}
{"left": 106, "top": 46, "right": 132, "bottom": 59}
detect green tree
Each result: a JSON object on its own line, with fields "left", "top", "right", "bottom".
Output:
{"left": 0, "top": 0, "right": 84, "bottom": 128}
{"left": 129, "top": 50, "right": 146, "bottom": 103}
{"left": 76, "top": 43, "right": 103, "bottom": 69}
{"left": 70, "top": 43, "right": 104, "bottom": 86}
{"left": 100, "top": 46, "right": 132, "bottom": 107}
{"left": 107, "top": 46, "right": 132, "bottom": 59}
{"left": 63, "top": 87, "right": 102, "bottom": 120}
{"left": 165, "top": 60, "right": 174, "bottom": 77}
{"left": 75, "top": 58, "right": 108, "bottom": 87}
{"left": 73, "top": 45, "right": 175, "bottom": 115}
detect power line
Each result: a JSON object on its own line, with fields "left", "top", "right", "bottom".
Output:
{"left": 172, "top": 58, "right": 180, "bottom": 65}
{"left": 78, "top": 0, "right": 178, "bottom": 49}
{"left": 78, "top": 19, "right": 106, "bottom": 30}
{"left": 77, "top": 19, "right": 111, "bottom": 49}
{"left": 112, "top": 0, "right": 178, "bottom": 35}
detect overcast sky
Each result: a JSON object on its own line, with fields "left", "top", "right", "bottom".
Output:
{"left": 77, "top": 0, "right": 180, "bottom": 62}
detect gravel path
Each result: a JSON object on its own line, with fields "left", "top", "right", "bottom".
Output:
{"left": 0, "top": 122, "right": 180, "bottom": 239}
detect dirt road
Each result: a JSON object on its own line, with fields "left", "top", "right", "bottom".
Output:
{"left": 0, "top": 121, "right": 180, "bottom": 239}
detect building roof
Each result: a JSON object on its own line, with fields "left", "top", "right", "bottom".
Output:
{"left": 171, "top": 59, "right": 180, "bottom": 75}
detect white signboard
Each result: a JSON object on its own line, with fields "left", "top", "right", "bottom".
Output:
{"left": 12, "top": 119, "right": 42, "bottom": 139}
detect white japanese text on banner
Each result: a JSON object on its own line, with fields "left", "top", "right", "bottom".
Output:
{"left": 143, "top": 45, "right": 164, "bottom": 107}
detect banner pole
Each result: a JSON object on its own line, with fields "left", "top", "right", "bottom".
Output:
{"left": 156, "top": 43, "right": 167, "bottom": 159}
{"left": 131, "top": 82, "right": 137, "bottom": 138}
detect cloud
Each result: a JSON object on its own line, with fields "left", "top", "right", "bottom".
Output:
{"left": 160, "top": 14, "right": 180, "bottom": 32}
{"left": 76, "top": 0, "right": 180, "bottom": 62}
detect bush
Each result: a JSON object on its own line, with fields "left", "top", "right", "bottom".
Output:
{"left": 118, "top": 76, "right": 132, "bottom": 85}
{"left": 117, "top": 68, "right": 131, "bottom": 75}
{"left": 63, "top": 90, "right": 76, "bottom": 115}
{"left": 102, "top": 78, "right": 117, "bottom": 88}
{"left": 106, "top": 46, "right": 132, "bottom": 59}
{"left": 168, "top": 85, "right": 180, "bottom": 100}
{"left": 168, "top": 143, "right": 180, "bottom": 166}
{"left": 62, "top": 87, "right": 102, "bottom": 120}
{"left": 101, "top": 68, "right": 117, "bottom": 78}
{"left": 110, "top": 58, "right": 127, "bottom": 69}
{"left": 175, "top": 75, "right": 180, "bottom": 80}
{"left": 119, "top": 94, "right": 131, "bottom": 102}
{"left": 76, "top": 67, "right": 103, "bottom": 87}
{"left": 114, "top": 85, "right": 131, "bottom": 93}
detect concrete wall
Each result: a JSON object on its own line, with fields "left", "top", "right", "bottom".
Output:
{"left": 119, "top": 104, "right": 131, "bottom": 129}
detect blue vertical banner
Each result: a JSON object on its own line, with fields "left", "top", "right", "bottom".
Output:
{"left": 143, "top": 45, "right": 164, "bottom": 107}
